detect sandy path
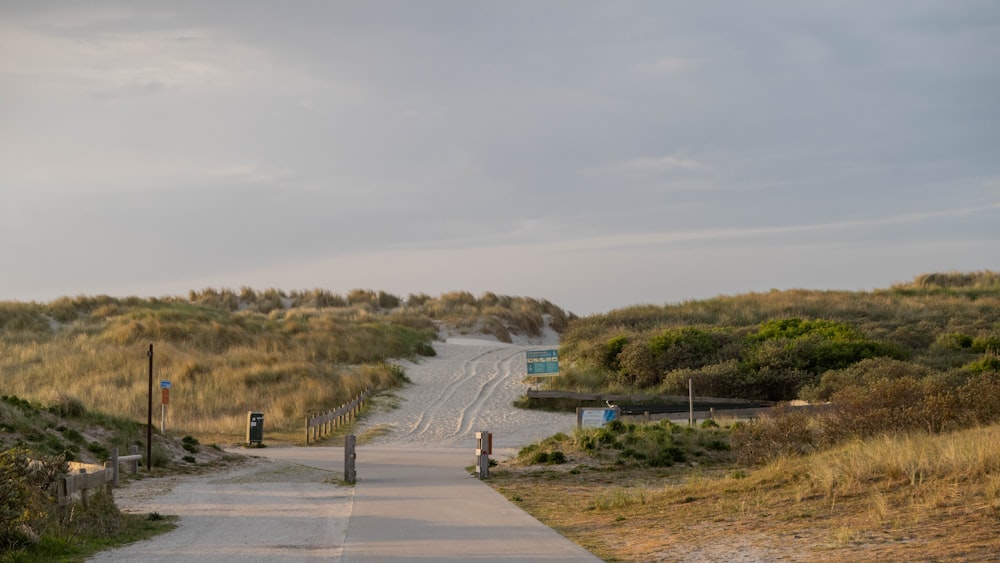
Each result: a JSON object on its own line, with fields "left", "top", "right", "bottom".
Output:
{"left": 359, "top": 334, "right": 578, "bottom": 452}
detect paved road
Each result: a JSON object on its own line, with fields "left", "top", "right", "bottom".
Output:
{"left": 90, "top": 337, "right": 599, "bottom": 561}
{"left": 257, "top": 445, "right": 600, "bottom": 562}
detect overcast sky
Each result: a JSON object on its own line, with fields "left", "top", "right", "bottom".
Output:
{"left": 1, "top": 2, "right": 997, "bottom": 315}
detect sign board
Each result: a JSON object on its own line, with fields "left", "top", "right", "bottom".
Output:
{"left": 578, "top": 407, "right": 618, "bottom": 428}
{"left": 160, "top": 380, "right": 171, "bottom": 389}
{"left": 161, "top": 388, "right": 170, "bottom": 405}
{"left": 526, "top": 349, "right": 559, "bottom": 375}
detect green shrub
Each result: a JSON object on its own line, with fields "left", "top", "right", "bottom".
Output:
{"left": 964, "top": 354, "right": 1000, "bottom": 374}
{"left": 971, "top": 336, "right": 1000, "bottom": 354}
{"left": 415, "top": 342, "right": 436, "bottom": 356}
{"left": 0, "top": 448, "right": 65, "bottom": 548}
{"left": 937, "top": 332, "right": 974, "bottom": 350}
{"left": 48, "top": 394, "right": 86, "bottom": 418}
{"left": 529, "top": 451, "right": 550, "bottom": 464}
{"left": 602, "top": 335, "right": 629, "bottom": 371}
{"left": 87, "top": 442, "right": 110, "bottom": 460}
{"left": 148, "top": 445, "right": 171, "bottom": 468}
{"left": 60, "top": 428, "right": 85, "bottom": 444}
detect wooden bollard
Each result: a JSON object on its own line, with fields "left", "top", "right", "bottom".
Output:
{"left": 344, "top": 434, "right": 357, "bottom": 484}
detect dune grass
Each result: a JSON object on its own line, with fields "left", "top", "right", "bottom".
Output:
{"left": 490, "top": 422, "right": 1000, "bottom": 562}
{"left": 0, "top": 289, "right": 568, "bottom": 443}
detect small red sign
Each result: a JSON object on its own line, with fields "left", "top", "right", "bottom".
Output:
{"left": 161, "top": 388, "right": 170, "bottom": 405}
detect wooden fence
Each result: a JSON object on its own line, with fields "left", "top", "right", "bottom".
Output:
{"left": 55, "top": 446, "right": 141, "bottom": 511}
{"left": 525, "top": 389, "right": 775, "bottom": 406}
{"left": 305, "top": 387, "right": 370, "bottom": 445}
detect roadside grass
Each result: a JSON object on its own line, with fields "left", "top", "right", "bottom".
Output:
{"left": 489, "top": 422, "right": 1000, "bottom": 562}
{"left": 2, "top": 506, "right": 178, "bottom": 563}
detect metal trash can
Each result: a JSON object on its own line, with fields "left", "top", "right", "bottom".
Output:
{"left": 247, "top": 411, "right": 264, "bottom": 445}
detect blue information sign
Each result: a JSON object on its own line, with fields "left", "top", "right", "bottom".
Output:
{"left": 160, "top": 380, "right": 171, "bottom": 389}
{"left": 526, "top": 349, "right": 559, "bottom": 375}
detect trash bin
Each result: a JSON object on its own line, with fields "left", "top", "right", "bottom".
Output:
{"left": 247, "top": 411, "right": 264, "bottom": 445}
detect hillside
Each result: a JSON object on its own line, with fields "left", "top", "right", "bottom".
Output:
{"left": 553, "top": 271, "right": 1000, "bottom": 402}
{"left": 0, "top": 288, "right": 572, "bottom": 444}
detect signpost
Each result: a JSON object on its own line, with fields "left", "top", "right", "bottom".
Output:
{"left": 160, "top": 380, "right": 171, "bottom": 434}
{"left": 526, "top": 349, "right": 559, "bottom": 376}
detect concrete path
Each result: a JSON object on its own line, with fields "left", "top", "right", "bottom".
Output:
{"left": 91, "top": 336, "right": 601, "bottom": 561}
{"left": 255, "top": 445, "right": 601, "bottom": 562}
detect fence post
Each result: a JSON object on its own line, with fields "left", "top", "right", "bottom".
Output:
{"left": 305, "top": 416, "right": 310, "bottom": 445}
{"left": 78, "top": 468, "right": 89, "bottom": 508}
{"left": 112, "top": 447, "right": 120, "bottom": 487}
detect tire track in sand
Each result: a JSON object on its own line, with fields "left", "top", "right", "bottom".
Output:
{"left": 402, "top": 345, "right": 506, "bottom": 441}
{"left": 451, "top": 347, "right": 524, "bottom": 440}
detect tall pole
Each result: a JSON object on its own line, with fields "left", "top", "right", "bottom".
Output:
{"left": 147, "top": 343, "right": 153, "bottom": 471}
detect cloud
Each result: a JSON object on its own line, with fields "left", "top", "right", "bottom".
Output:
{"left": 635, "top": 57, "right": 693, "bottom": 74}
{"left": 619, "top": 155, "right": 704, "bottom": 172}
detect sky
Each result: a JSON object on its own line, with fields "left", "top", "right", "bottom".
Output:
{"left": 1, "top": 1, "right": 998, "bottom": 315}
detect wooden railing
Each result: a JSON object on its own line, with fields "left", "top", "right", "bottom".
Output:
{"left": 305, "top": 387, "right": 370, "bottom": 445}
{"left": 55, "top": 446, "right": 142, "bottom": 510}
{"left": 525, "top": 389, "right": 775, "bottom": 406}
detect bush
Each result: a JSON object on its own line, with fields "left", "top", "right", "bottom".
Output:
{"left": 0, "top": 448, "right": 65, "bottom": 548}
{"left": 822, "top": 376, "right": 962, "bottom": 441}
{"left": 799, "top": 358, "right": 933, "bottom": 402}
{"left": 730, "top": 406, "right": 817, "bottom": 464}
{"left": 147, "top": 445, "right": 171, "bottom": 468}
{"left": 529, "top": 451, "right": 550, "bottom": 464}
{"left": 415, "top": 342, "right": 436, "bottom": 357}
{"left": 964, "top": 354, "right": 1000, "bottom": 374}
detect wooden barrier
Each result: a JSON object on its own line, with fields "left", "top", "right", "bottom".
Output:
{"left": 57, "top": 446, "right": 144, "bottom": 509}
{"left": 305, "top": 388, "right": 370, "bottom": 445}
{"left": 58, "top": 463, "right": 112, "bottom": 509}
{"left": 525, "top": 389, "right": 775, "bottom": 406}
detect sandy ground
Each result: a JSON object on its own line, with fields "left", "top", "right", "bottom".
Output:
{"left": 91, "top": 328, "right": 583, "bottom": 562}
{"left": 356, "top": 327, "right": 578, "bottom": 454}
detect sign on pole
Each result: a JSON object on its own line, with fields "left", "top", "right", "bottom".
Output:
{"left": 160, "top": 380, "right": 170, "bottom": 433}
{"left": 526, "top": 349, "right": 559, "bottom": 376}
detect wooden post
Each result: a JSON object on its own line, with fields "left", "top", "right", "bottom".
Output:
{"left": 111, "top": 448, "right": 120, "bottom": 487}
{"left": 79, "top": 468, "right": 89, "bottom": 508}
{"left": 344, "top": 434, "right": 357, "bottom": 484}
{"left": 147, "top": 343, "right": 153, "bottom": 471}
{"left": 129, "top": 445, "right": 139, "bottom": 475}
{"left": 688, "top": 378, "right": 694, "bottom": 427}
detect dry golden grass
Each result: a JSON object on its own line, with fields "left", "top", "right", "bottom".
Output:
{"left": 1, "top": 289, "right": 570, "bottom": 444}
{"left": 490, "top": 424, "right": 1000, "bottom": 562}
